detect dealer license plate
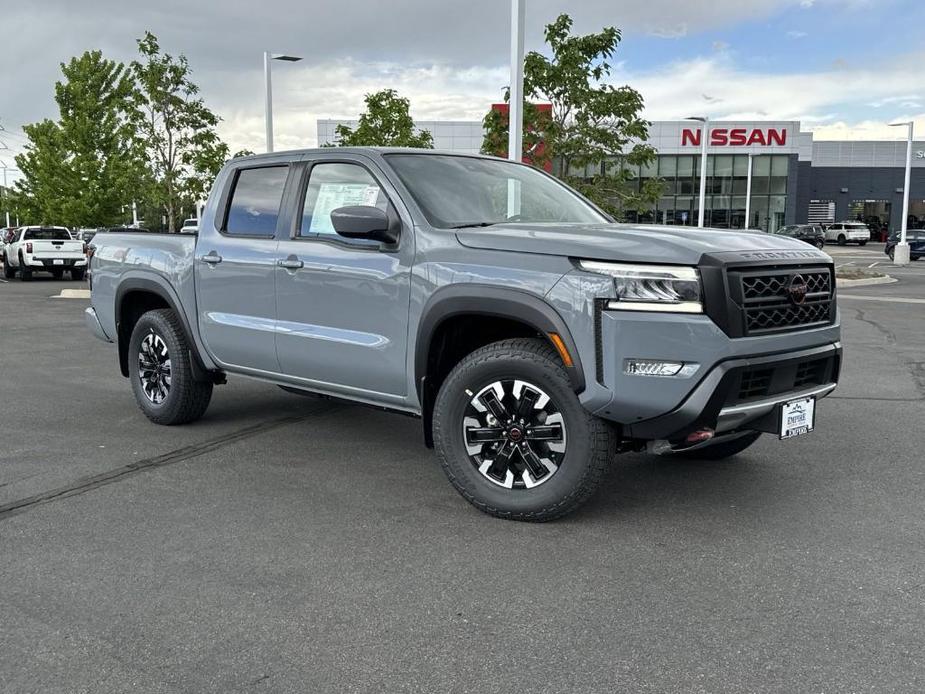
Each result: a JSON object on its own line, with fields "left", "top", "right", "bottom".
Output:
{"left": 780, "top": 397, "right": 815, "bottom": 439}
{"left": 53, "top": 259, "right": 64, "bottom": 265}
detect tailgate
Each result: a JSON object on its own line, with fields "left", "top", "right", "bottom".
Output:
{"left": 31, "top": 240, "right": 85, "bottom": 256}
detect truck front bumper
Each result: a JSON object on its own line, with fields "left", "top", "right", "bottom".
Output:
{"left": 583, "top": 308, "right": 842, "bottom": 442}
{"left": 625, "top": 342, "right": 841, "bottom": 441}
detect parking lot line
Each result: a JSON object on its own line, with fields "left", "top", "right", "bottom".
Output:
{"left": 838, "top": 294, "right": 925, "bottom": 304}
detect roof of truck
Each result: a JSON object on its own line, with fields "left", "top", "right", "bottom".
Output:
{"left": 232, "top": 148, "right": 500, "bottom": 163}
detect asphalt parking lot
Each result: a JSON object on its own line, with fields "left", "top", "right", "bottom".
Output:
{"left": 2, "top": 247, "right": 924, "bottom": 693}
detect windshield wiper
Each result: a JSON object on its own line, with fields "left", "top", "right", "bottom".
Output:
{"left": 448, "top": 222, "right": 499, "bottom": 229}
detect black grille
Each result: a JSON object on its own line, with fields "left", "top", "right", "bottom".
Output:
{"left": 729, "top": 354, "right": 837, "bottom": 406}
{"left": 738, "top": 368, "right": 773, "bottom": 399}
{"left": 732, "top": 266, "right": 835, "bottom": 335}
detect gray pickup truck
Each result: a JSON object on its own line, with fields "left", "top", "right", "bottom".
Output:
{"left": 86, "top": 149, "right": 841, "bottom": 521}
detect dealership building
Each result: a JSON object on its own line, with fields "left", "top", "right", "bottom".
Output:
{"left": 317, "top": 118, "right": 925, "bottom": 234}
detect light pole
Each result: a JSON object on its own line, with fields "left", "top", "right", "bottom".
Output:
{"left": 686, "top": 116, "right": 710, "bottom": 227}
{"left": 889, "top": 121, "right": 914, "bottom": 265}
{"left": 264, "top": 52, "right": 303, "bottom": 153}
{"left": 743, "top": 151, "right": 757, "bottom": 230}
{"left": 508, "top": 0, "right": 525, "bottom": 163}
{"left": 0, "top": 159, "right": 12, "bottom": 228}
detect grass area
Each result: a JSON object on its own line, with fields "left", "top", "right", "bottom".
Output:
{"left": 836, "top": 266, "right": 886, "bottom": 280}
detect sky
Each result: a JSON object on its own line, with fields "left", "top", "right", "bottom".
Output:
{"left": 2, "top": 0, "right": 924, "bottom": 184}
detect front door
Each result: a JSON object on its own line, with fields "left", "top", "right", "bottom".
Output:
{"left": 274, "top": 156, "right": 413, "bottom": 401}
{"left": 196, "top": 164, "right": 291, "bottom": 373}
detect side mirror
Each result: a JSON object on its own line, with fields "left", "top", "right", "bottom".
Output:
{"left": 330, "top": 206, "right": 398, "bottom": 245}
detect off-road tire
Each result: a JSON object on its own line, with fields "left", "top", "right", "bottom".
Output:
{"left": 129, "top": 308, "right": 213, "bottom": 425}
{"left": 837, "top": 235, "right": 847, "bottom": 246}
{"left": 433, "top": 337, "right": 616, "bottom": 522}
{"left": 2, "top": 257, "right": 14, "bottom": 278}
{"left": 674, "top": 431, "right": 762, "bottom": 460}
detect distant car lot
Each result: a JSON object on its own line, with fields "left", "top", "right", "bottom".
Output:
{"left": 2, "top": 270, "right": 925, "bottom": 691}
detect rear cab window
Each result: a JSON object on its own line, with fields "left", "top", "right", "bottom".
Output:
{"left": 223, "top": 166, "right": 289, "bottom": 236}
{"left": 23, "top": 228, "right": 72, "bottom": 241}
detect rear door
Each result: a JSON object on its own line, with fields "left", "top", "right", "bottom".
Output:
{"left": 273, "top": 154, "right": 414, "bottom": 400}
{"left": 195, "top": 163, "right": 292, "bottom": 374}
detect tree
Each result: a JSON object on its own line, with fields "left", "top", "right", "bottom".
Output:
{"left": 130, "top": 31, "right": 229, "bottom": 232}
{"left": 14, "top": 50, "right": 140, "bottom": 226}
{"left": 481, "top": 14, "right": 661, "bottom": 219}
{"left": 333, "top": 89, "right": 434, "bottom": 148}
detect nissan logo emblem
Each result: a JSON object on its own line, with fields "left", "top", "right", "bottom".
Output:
{"left": 788, "top": 274, "right": 809, "bottom": 305}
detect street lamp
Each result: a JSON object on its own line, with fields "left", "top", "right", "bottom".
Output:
{"left": 889, "top": 121, "right": 914, "bottom": 265}
{"left": 264, "top": 52, "right": 303, "bottom": 153}
{"left": 743, "top": 151, "right": 758, "bottom": 230}
{"left": 686, "top": 116, "right": 710, "bottom": 227}
{"left": 508, "top": 0, "right": 525, "bottom": 163}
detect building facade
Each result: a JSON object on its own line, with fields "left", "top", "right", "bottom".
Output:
{"left": 317, "top": 118, "right": 925, "bottom": 234}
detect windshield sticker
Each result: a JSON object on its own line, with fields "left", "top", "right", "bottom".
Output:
{"left": 310, "top": 184, "right": 381, "bottom": 234}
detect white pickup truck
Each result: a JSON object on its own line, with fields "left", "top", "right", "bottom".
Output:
{"left": 3, "top": 226, "right": 87, "bottom": 281}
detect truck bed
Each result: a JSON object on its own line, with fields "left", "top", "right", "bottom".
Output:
{"left": 89, "top": 232, "right": 199, "bottom": 343}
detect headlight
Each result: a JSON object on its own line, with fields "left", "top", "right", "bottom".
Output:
{"left": 578, "top": 260, "right": 703, "bottom": 314}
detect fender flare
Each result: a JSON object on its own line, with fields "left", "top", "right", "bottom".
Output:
{"left": 114, "top": 277, "right": 214, "bottom": 382}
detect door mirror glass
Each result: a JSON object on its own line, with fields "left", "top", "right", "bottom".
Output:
{"left": 331, "top": 206, "right": 397, "bottom": 244}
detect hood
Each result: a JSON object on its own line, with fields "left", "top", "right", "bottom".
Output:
{"left": 455, "top": 223, "right": 828, "bottom": 265}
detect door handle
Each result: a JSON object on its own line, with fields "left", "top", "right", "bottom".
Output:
{"left": 277, "top": 257, "right": 304, "bottom": 270}
{"left": 200, "top": 253, "right": 223, "bottom": 265}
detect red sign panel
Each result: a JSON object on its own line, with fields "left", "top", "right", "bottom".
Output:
{"left": 681, "top": 128, "right": 787, "bottom": 147}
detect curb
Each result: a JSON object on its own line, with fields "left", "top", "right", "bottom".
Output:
{"left": 52, "top": 289, "right": 91, "bottom": 299}
{"left": 835, "top": 275, "right": 897, "bottom": 288}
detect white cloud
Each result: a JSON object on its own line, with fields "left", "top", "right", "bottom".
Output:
{"left": 787, "top": 30, "right": 809, "bottom": 39}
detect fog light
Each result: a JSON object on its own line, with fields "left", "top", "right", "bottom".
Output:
{"left": 624, "top": 359, "right": 685, "bottom": 377}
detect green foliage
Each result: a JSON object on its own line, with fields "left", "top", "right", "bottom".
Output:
{"left": 333, "top": 90, "right": 434, "bottom": 148}
{"left": 481, "top": 14, "right": 660, "bottom": 219}
{"left": 14, "top": 51, "right": 139, "bottom": 227}
{"left": 130, "top": 31, "right": 229, "bottom": 231}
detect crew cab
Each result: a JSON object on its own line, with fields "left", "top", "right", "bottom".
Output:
{"left": 3, "top": 226, "right": 87, "bottom": 280}
{"left": 86, "top": 149, "right": 841, "bottom": 521}
{"left": 824, "top": 222, "right": 870, "bottom": 246}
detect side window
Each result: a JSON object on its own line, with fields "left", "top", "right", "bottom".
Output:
{"left": 224, "top": 166, "right": 289, "bottom": 236}
{"left": 299, "top": 163, "right": 388, "bottom": 241}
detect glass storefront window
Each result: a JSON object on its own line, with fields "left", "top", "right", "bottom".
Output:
{"left": 659, "top": 156, "right": 677, "bottom": 177}
{"left": 643, "top": 154, "right": 791, "bottom": 232}
{"left": 768, "top": 195, "right": 786, "bottom": 234}
{"left": 771, "top": 155, "right": 789, "bottom": 177}
{"left": 640, "top": 159, "right": 658, "bottom": 178}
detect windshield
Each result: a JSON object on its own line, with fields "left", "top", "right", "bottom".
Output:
{"left": 23, "top": 228, "right": 72, "bottom": 241}
{"left": 385, "top": 154, "right": 608, "bottom": 228}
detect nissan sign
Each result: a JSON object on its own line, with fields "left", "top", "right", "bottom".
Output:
{"left": 682, "top": 127, "right": 788, "bottom": 147}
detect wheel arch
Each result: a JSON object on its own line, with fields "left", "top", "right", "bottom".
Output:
{"left": 415, "top": 285, "right": 585, "bottom": 448}
{"left": 115, "top": 278, "right": 215, "bottom": 382}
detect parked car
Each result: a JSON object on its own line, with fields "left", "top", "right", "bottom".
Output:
{"left": 885, "top": 230, "right": 925, "bottom": 261}
{"left": 180, "top": 218, "right": 199, "bottom": 234}
{"left": 0, "top": 227, "right": 17, "bottom": 267}
{"left": 824, "top": 222, "right": 870, "bottom": 246}
{"left": 773, "top": 224, "right": 826, "bottom": 249}
{"left": 3, "top": 226, "right": 87, "bottom": 280}
{"left": 85, "top": 149, "right": 841, "bottom": 521}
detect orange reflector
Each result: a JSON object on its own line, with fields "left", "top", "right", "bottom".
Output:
{"left": 548, "top": 333, "right": 574, "bottom": 368}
